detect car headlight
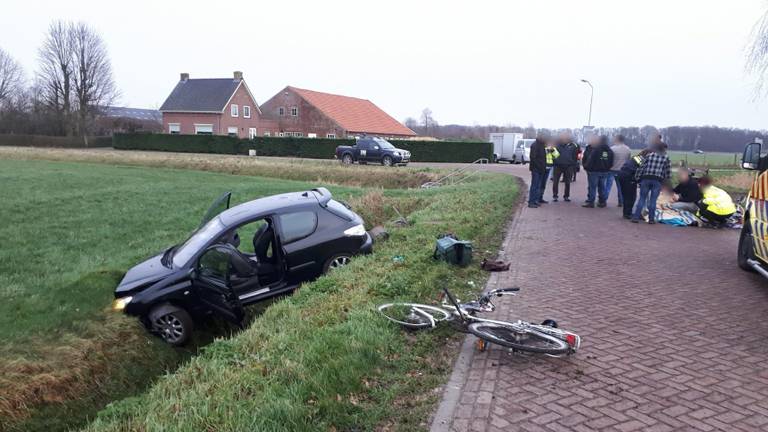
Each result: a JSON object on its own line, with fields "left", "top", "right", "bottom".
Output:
{"left": 343, "top": 224, "right": 366, "bottom": 237}
{"left": 394, "top": 151, "right": 401, "bottom": 156}
{"left": 112, "top": 296, "right": 133, "bottom": 311}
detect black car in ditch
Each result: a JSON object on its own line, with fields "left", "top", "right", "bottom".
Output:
{"left": 112, "top": 188, "right": 372, "bottom": 345}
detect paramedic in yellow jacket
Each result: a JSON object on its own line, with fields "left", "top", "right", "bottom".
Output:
{"left": 697, "top": 176, "right": 736, "bottom": 224}
{"left": 537, "top": 138, "right": 560, "bottom": 203}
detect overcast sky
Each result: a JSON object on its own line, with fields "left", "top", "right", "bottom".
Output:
{"left": 1, "top": 0, "right": 766, "bottom": 130}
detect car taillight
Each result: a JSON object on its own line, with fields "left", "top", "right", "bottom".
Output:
{"left": 344, "top": 224, "right": 366, "bottom": 237}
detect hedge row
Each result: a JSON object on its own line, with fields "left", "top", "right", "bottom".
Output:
{"left": 112, "top": 133, "right": 492, "bottom": 163}
{"left": 0, "top": 134, "right": 112, "bottom": 148}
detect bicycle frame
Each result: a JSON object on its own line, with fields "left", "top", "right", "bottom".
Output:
{"left": 441, "top": 287, "right": 581, "bottom": 352}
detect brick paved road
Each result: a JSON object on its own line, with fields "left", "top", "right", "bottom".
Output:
{"left": 426, "top": 164, "right": 768, "bottom": 432}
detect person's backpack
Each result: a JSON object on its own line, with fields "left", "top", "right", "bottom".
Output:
{"left": 433, "top": 234, "right": 473, "bottom": 267}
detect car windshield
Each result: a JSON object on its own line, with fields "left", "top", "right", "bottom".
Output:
{"left": 172, "top": 216, "right": 226, "bottom": 267}
{"left": 373, "top": 138, "right": 395, "bottom": 149}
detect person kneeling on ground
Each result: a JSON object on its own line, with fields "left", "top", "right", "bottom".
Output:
{"left": 667, "top": 167, "right": 702, "bottom": 213}
{"left": 527, "top": 136, "right": 548, "bottom": 208}
{"left": 617, "top": 149, "right": 652, "bottom": 219}
{"left": 582, "top": 135, "right": 614, "bottom": 208}
{"left": 696, "top": 176, "right": 736, "bottom": 225}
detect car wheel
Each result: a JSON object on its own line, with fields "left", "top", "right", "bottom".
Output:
{"left": 738, "top": 223, "right": 756, "bottom": 272}
{"left": 148, "top": 304, "right": 193, "bottom": 346}
{"left": 382, "top": 156, "right": 393, "bottom": 167}
{"left": 492, "top": 154, "right": 499, "bottom": 163}
{"left": 323, "top": 254, "right": 352, "bottom": 273}
{"left": 342, "top": 154, "right": 353, "bottom": 165}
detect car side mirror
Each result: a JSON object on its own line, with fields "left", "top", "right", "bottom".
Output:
{"left": 742, "top": 142, "right": 762, "bottom": 170}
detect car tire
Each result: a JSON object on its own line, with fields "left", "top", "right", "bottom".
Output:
{"left": 382, "top": 156, "right": 393, "bottom": 167}
{"left": 738, "top": 222, "right": 757, "bottom": 272}
{"left": 492, "top": 154, "right": 499, "bottom": 163}
{"left": 342, "top": 154, "right": 353, "bottom": 165}
{"left": 323, "top": 253, "right": 352, "bottom": 273}
{"left": 148, "top": 304, "right": 193, "bottom": 346}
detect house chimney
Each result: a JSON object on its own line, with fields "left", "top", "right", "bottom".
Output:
{"left": 180, "top": 73, "right": 189, "bottom": 81}
{"left": 233, "top": 71, "right": 243, "bottom": 81}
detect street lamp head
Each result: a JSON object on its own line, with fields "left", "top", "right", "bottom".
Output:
{"left": 580, "top": 79, "right": 588, "bottom": 83}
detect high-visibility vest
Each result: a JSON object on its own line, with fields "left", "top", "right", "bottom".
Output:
{"left": 546, "top": 148, "right": 560, "bottom": 165}
{"left": 701, "top": 185, "right": 736, "bottom": 216}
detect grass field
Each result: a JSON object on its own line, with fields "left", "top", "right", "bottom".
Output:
{"left": 1, "top": 151, "right": 518, "bottom": 431}
{"left": 666, "top": 150, "right": 740, "bottom": 168}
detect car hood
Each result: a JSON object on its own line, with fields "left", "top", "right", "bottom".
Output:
{"left": 115, "top": 253, "right": 175, "bottom": 295}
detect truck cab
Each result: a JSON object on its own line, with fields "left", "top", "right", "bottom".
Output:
{"left": 738, "top": 138, "right": 768, "bottom": 277}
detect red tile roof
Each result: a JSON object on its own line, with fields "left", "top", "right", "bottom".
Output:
{"left": 290, "top": 87, "right": 416, "bottom": 137}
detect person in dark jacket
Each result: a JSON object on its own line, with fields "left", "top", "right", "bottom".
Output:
{"left": 632, "top": 137, "right": 671, "bottom": 224}
{"left": 552, "top": 132, "right": 579, "bottom": 202}
{"left": 667, "top": 167, "right": 702, "bottom": 213}
{"left": 616, "top": 149, "right": 652, "bottom": 219}
{"left": 582, "top": 135, "right": 614, "bottom": 208}
{"left": 527, "top": 136, "right": 547, "bottom": 208}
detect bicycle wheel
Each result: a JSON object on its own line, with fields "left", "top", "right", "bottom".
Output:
{"left": 377, "top": 303, "right": 451, "bottom": 330}
{"left": 468, "top": 322, "right": 570, "bottom": 355}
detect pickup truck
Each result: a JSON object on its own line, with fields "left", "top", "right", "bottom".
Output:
{"left": 335, "top": 137, "right": 411, "bottom": 167}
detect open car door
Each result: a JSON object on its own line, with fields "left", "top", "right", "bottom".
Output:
{"left": 192, "top": 244, "right": 245, "bottom": 324}
{"left": 199, "top": 192, "right": 232, "bottom": 229}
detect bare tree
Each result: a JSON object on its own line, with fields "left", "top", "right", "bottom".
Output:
{"left": 420, "top": 108, "right": 437, "bottom": 136}
{"left": 747, "top": 8, "right": 768, "bottom": 97}
{"left": 0, "top": 47, "right": 24, "bottom": 107}
{"left": 37, "top": 21, "right": 74, "bottom": 135}
{"left": 70, "top": 22, "right": 117, "bottom": 136}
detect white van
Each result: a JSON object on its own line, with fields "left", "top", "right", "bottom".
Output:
{"left": 489, "top": 133, "right": 523, "bottom": 163}
{"left": 513, "top": 139, "right": 535, "bottom": 164}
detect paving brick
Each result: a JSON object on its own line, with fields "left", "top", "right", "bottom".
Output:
{"left": 429, "top": 164, "right": 768, "bottom": 432}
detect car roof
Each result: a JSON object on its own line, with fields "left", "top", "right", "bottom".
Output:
{"left": 218, "top": 188, "right": 331, "bottom": 226}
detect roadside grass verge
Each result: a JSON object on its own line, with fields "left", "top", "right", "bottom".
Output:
{"left": 0, "top": 146, "right": 441, "bottom": 189}
{"left": 83, "top": 174, "right": 518, "bottom": 431}
{"left": 0, "top": 159, "right": 369, "bottom": 431}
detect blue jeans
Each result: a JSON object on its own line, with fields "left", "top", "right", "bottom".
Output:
{"left": 633, "top": 179, "right": 662, "bottom": 221}
{"left": 529, "top": 170, "right": 544, "bottom": 205}
{"left": 586, "top": 172, "right": 611, "bottom": 204}
{"left": 604, "top": 170, "right": 623, "bottom": 205}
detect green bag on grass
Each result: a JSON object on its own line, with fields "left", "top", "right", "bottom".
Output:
{"left": 433, "top": 234, "right": 473, "bottom": 267}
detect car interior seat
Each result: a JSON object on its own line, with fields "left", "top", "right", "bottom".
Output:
{"left": 252, "top": 223, "right": 278, "bottom": 283}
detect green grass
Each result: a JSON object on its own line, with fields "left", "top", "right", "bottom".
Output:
{"left": 0, "top": 159, "right": 365, "bottom": 431}
{"left": 666, "top": 150, "right": 740, "bottom": 168}
{"left": 78, "top": 173, "right": 517, "bottom": 431}
{"left": 1, "top": 156, "right": 517, "bottom": 432}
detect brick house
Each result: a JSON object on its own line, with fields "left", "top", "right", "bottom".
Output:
{"left": 159, "top": 72, "right": 278, "bottom": 139}
{"left": 260, "top": 86, "right": 416, "bottom": 139}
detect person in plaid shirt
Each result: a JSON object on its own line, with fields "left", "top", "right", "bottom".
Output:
{"left": 631, "top": 135, "right": 671, "bottom": 224}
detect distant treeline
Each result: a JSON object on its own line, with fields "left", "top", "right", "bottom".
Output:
{"left": 407, "top": 122, "right": 766, "bottom": 153}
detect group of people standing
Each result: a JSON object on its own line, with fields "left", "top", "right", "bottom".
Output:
{"left": 528, "top": 133, "right": 737, "bottom": 225}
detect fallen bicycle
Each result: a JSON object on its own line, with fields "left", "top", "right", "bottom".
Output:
{"left": 377, "top": 287, "right": 580, "bottom": 356}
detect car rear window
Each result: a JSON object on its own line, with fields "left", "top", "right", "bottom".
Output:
{"left": 326, "top": 199, "right": 356, "bottom": 221}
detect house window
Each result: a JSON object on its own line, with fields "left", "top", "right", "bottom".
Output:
{"left": 291, "top": 106, "right": 298, "bottom": 117}
{"left": 248, "top": 128, "right": 257, "bottom": 139}
{"left": 278, "top": 132, "right": 284, "bottom": 137}
{"left": 307, "top": 133, "right": 317, "bottom": 138}
{"left": 194, "top": 124, "right": 213, "bottom": 135}
{"left": 168, "top": 123, "right": 180, "bottom": 134}
{"left": 264, "top": 131, "right": 271, "bottom": 137}
{"left": 231, "top": 104, "right": 239, "bottom": 117}
{"left": 227, "top": 127, "right": 238, "bottom": 137}
{"left": 326, "top": 133, "right": 336, "bottom": 139}
{"left": 243, "top": 106, "right": 251, "bottom": 118}
{"left": 278, "top": 107, "right": 285, "bottom": 116}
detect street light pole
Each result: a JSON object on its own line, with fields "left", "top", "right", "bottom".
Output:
{"left": 580, "top": 79, "right": 593, "bottom": 127}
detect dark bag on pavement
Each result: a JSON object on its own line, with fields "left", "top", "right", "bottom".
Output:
{"left": 481, "top": 259, "right": 510, "bottom": 272}
{"left": 433, "top": 234, "right": 473, "bottom": 267}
